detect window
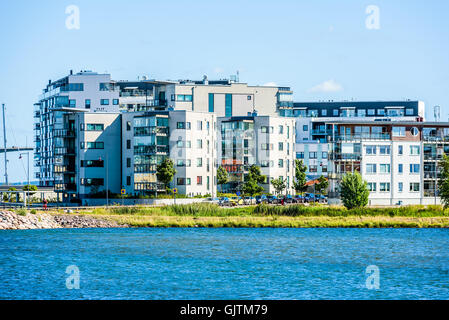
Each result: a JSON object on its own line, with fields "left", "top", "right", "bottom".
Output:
{"left": 308, "top": 109, "right": 318, "bottom": 117}
{"left": 366, "top": 164, "right": 377, "bottom": 174}
{"left": 368, "top": 183, "right": 377, "bottom": 192}
{"left": 398, "top": 164, "right": 403, "bottom": 174}
{"left": 99, "top": 83, "right": 111, "bottom": 91}
{"left": 62, "top": 83, "right": 84, "bottom": 91}
{"left": 69, "top": 99, "right": 76, "bottom": 107}
{"left": 197, "top": 121, "right": 203, "bottom": 130}
{"left": 410, "top": 183, "right": 420, "bottom": 192}
{"left": 86, "top": 124, "right": 104, "bottom": 131}
{"left": 322, "top": 165, "right": 328, "bottom": 173}
{"left": 101, "top": 99, "right": 109, "bottom": 105}
{"left": 197, "top": 176, "right": 203, "bottom": 185}
{"left": 81, "top": 178, "right": 104, "bottom": 186}
{"left": 322, "top": 152, "right": 328, "bottom": 159}
{"left": 176, "top": 122, "right": 191, "bottom": 130}
{"left": 333, "top": 109, "right": 339, "bottom": 116}
{"left": 126, "top": 121, "right": 131, "bottom": 131}
{"left": 392, "top": 127, "right": 406, "bottom": 137}
{"left": 279, "top": 125, "right": 284, "bottom": 134}
{"left": 197, "top": 158, "right": 203, "bottom": 167}
{"left": 322, "top": 109, "right": 327, "bottom": 116}
{"left": 225, "top": 94, "right": 232, "bottom": 117}
{"left": 303, "top": 125, "right": 308, "bottom": 132}
{"left": 398, "top": 182, "right": 403, "bottom": 192}
{"left": 85, "top": 99, "right": 91, "bottom": 109}
{"left": 177, "top": 140, "right": 183, "bottom": 148}
{"left": 380, "top": 164, "right": 391, "bottom": 173}
{"left": 261, "top": 126, "right": 273, "bottom": 133}
{"left": 379, "top": 145, "right": 390, "bottom": 155}
{"left": 113, "top": 99, "right": 119, "bottom": 105}
{"left": 367, "top": 109, "right": 375, "bottom": 116}
{"left": 309, "top": 165, "right": 317, "bottom": 173}
{"left": 365, "top": 145, "right": 377, "bottom": 155}
{"left": 176, "top": 94, "right": 193, "bottom": 101}
{"left": 406, "top": 108, "right": 414, "bottom": 116}
{"left": 177, "top": 178, "right": 191, "bottom": 185}
{"left": 126, "top": 176, "right": 131, "bottom": 186}
{"left": 197, "top": 139, "right": 203, "bottom": 149}
{"left": 357, "top": 109, "right": 366, "bottom": 117}
{"left": 186, "top": 141, "right": 191, "bottom": 148}
{"left": 126, "top": 158, "right": 131, "bottom": 168}
{"left": 410, "top": 164, "right": 420, "bottom": 174}
{"left": 410, "top": 146, "right": 420, "bottom": 155}
{"left": 411, "top": 127, "right": 419, "bottom": 136}
{"left": 309, "top": 152, "right": 317, "bottom": 159}
{"left": 297, "top": 152, "right": 304, "bottom": 159}
{"left": 380, "top": 183, "right": 391, "bottom": 192}
{"left": 81, "top": 142, "right": 104, "bottom": 149}
{"left": 398, "top": 145, "right": 403, "bottom": 155}
{"left": 247, "top": 95, "right": 252, "bottom": 100}
{"left": 377, "top": 109, "right": 385, "bottom": 116}
{"left": 80, "top": 160, "right": 104, "bottom": 167}
{"left": 126, "top": 140, "right": 131, "bottom": 149}
{"left": 278, "top": 159, "right": 284, "bottom": 168}
{"left": 278, "top": 142, "right": 284, "bottom": 151}
{"left": 261, "top": 143, "right": 273, "bottom": 150}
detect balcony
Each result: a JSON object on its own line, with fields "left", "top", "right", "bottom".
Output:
{"left": 312, "top": 129, "right": 333, "bottom": 136}
{"left": 55, "top": 183, "right": 77, "bottom": 192}
{"left": 53, "top": 129, "right": 76, "bottom": 138}
{"left": 330, "top": 153, "right": 362, "bottom": 161}
{"left": 54, "top": 147, "right": 76, "bottom": 156}
{"left": 134, "top": 126, "right": 168, "bottom": 136}
{"left": 335, "top": 134, "right": 390, "bottom": 142}
{"left": 134, "top": 145, "right": 169, "bottom": 155}
{"left": 423, "top": 135, "right": 449, "bottom": 142}
{"left": 134, "top": 182, "right": 166, "bottom": 192}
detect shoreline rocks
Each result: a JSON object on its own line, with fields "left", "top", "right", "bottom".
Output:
{"left": 0, "top": 211, "right": 126, "bottom": 230}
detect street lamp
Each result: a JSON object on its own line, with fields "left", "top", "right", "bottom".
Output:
{"left": 19, "top": 152, "right": 30, "bottom": 207}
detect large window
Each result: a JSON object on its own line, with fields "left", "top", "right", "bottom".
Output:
{"left": 380, "top": 164, "right": 391, "bottom": 173}
{"left": 81, "top": 178, "right": 104, "bottom": 186}
{"left": 85, "top": 124, "right": 104, "bottom": 131}
{"left": 367, "top": 183, "right": 377, "bottom": 192}
{"left": 177, "top": 178, "right": 191, "bottom": 185}
{"left": 380, "top": 183, "right": 390, "bottom": 192}
{"left": 81, "top": 142, "right": 104, "bottom": 149}
{"left": 177, "top": 95, "right": 193, "bottom": 101}
{"left": 410, "top": 146, "right": 420, "bottom": 155}
{"left": 410, "top": 183, "right": 420, "bottom": 192}
{"left": 392, "top": 127, "right": 406, "bottom": 137}
{"left": 365, "top": 145, "right": 377, "bottom": 155}
{"left": 225, "top": 94, "right": 232, "bottom": 117}
{"left": 366, "top": 164, "right": 377, "bottom": 174}
{"left": 379, "top": 145, "right": 390, "bottom": 155}
{"left": 80, "top": 160, "right": 104, "bottom": 167}
{"left": 176, "top": 122, "right": 191, "bottom": 130}
{"left": 100, "top": 99, "right": 109, "bottom": 105}
{"left": 410, "top": 164, "right": 420, "bottom": 174}
{"left": 398, "top": 164, "right": 403, "bottom": 174}
{"left": 208, "top": 93, "right": 214, "bottom": 112}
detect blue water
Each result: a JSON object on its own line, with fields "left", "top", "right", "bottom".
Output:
{"left": 0, "top": 228, "right": 448, "bottom": 300}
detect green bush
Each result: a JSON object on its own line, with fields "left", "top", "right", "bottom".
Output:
{"left": 30, "top": 209, "right": 37, "bottom": 215}
{"left": 16, "top": 208, "right": 27, "bottom": 216}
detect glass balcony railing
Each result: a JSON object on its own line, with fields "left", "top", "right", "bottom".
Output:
{"left": 134, "top": 145, "right": 169, "bottom": 155}
{"left": 335, "top": 134, "right": 390, "bottom": 141}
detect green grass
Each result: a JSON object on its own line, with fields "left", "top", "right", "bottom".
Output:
{"left": 45, "top": 203, "right": 449, "bottom": 228}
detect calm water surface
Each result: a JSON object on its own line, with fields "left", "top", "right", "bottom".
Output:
{"left": 0, "top": 228, "right": 448, "bottom": 300}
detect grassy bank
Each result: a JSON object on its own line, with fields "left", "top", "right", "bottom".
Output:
{"left": 43, "top": 203, "right": 449, "bottom": 228}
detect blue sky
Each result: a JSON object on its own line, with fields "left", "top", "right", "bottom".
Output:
{"left": 1, "top": 0, "right": 448, "bottom": 182}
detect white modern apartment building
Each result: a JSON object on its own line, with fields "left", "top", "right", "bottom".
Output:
{"left": 217, "top": 115, "right": 296, "bottom": 194}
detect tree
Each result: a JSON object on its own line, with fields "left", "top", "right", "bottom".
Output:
{"left": 23, "top": 184, "right": 38, "bottom": 194}
{"left": 340, "top": 172, "right": 369, "bottom": 209}
{"left": 242, "top": 165, "right": 266, "bottom": 197}
{"left": 438, "top": 154, "right": 449, "bottom": 207}
{"left": 293, "top": 159, "right": 308, "bottom": 195}
{"left": 217, "top": 166, "right": 229, "bottom": 193}
{"left": 315, "top": 175, "right": 329, "bottom": 197}
{"left": 271, "top": 177, "right": 286, "bottom": 196}
{"left": 156, "top": 158, "right": 177, "bottom": 193}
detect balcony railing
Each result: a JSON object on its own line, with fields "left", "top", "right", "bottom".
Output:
{"left": 53, "top": 129, "right": 76, "bottom": 138}
{"left": 54, "top": 183, "right": 77, "bottom": 192}
{"left": 134, "top": 145, "right": 169, "bottom": 155}
{"left": 334, "top": 134, "right": 391, "bottom": 141}
{"left": 423, "top": 135, "right": 449, "bottom": 142}
{"left": 330, "top": 153, "right": 362, "bottom": 161}
{"left": 134, "top": 126, "right": 169, "bottom": 136}
{"left": 54, "top": 147, "right": 76, "bottom": 155}
{"left": 134, "top": 182, "right": 166, "bottom": 192}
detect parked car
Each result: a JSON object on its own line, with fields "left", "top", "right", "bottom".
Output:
{"left": 255, "top": 195, "right": 268, "bottom": 204}
{"left": 294, "top": 194, "right": 305, "bottom": 203}
{"left": 304, "top": 193, "right": 316, "bottom": 203}
{"left": 267, "top": 195, "right": 280, "bottom": 204}
{"left": 219, "top": 197, "right": 231, "bottom": 206}
{"left": 243, "top": 196, "right": 256, "bottom": 205}
{"left": 283, "top": 195, "right": 296, "bottom": 204}
{"left": 229, "top": 196, "right": 244, "bottom": 206}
